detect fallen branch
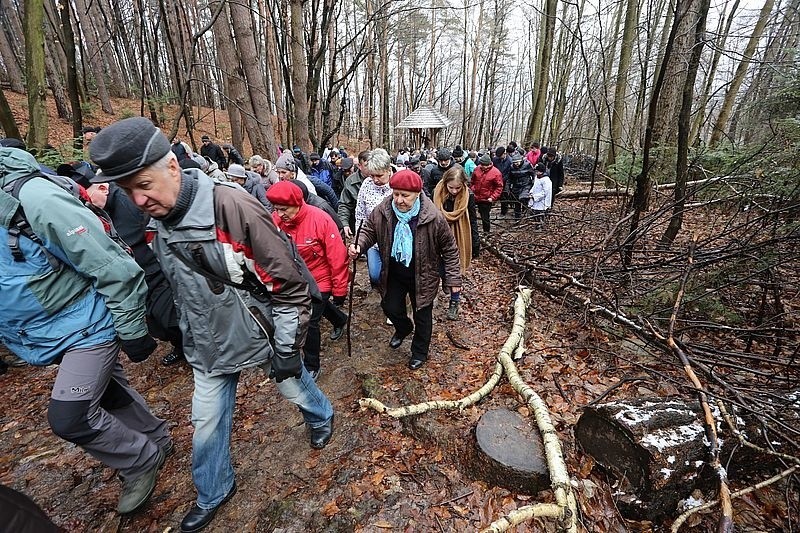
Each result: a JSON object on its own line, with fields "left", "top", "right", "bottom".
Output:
{"left": 664, "top": 237, "right": 733, "bottom": 533}
{"left": 670, "top": 464, "right": 800, "bottom": 532}
{"left": 359, "top": 288, "right": 578, "bottom": 533}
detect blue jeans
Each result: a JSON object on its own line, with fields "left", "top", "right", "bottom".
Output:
{"left": 191, "top": 364, "right": 333, "bottom": 509}
{"left": 367, "top": 246, "right": 382, "bottom": 286}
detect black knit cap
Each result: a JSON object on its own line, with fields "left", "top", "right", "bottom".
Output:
{"left": 89, "top": 117, "right": 172, "bottom": 182}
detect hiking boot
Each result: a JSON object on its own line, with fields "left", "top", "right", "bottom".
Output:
{"left": 117, "top": 448, "right": 165, "bottom": 515}
{"left": 446, "top": 300, "right": 460, "bottom": 321}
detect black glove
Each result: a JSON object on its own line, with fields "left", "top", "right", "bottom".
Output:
{"left": 332, "top": 294, "right": 346, "bottom": 306}
{"left": 120, "top": 334, "right": 158, "bottom": 363}
{"left": 270, "top": 350, "right": 303, "bottom": 383}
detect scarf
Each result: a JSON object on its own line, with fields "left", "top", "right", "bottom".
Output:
{"left": 433, "top": 181, "right": 472, "bottom": 273}
{"left": 390, "top": 196, "right": 420, "bottom": 267}
{"left": 158, "top": 171, "right": 198, "bottom": 227}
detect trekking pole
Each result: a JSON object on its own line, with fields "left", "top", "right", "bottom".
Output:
{"left": 346, "top": 220, "right": 364, "bottom": 358}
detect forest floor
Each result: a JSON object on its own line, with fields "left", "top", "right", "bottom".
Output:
{"left": 3, "top": 94, "right": 797, "bottom": 531}
{"left": 1, "top": 201, "right": 795, "bottom": 533}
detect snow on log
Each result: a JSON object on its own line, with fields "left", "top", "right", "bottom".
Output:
{"left": 470, "top": 408, "right": 550, "bottom": 494}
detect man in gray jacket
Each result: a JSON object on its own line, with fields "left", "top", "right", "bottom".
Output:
{"left": 90, "top": 118, "right": 334, "bottom": 533}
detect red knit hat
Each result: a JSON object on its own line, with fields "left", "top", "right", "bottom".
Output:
{"left": 389, "top": 169, "right": 423, "bottom": 192}
{"left": 266, "top": 180, "right": 304, "bottom": 206}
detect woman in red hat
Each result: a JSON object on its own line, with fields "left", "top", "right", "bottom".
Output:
{"left": 267, "top": 181, "right": 349, "bottom": 381}
{"left": 348, "top": 169, "right": 462, "bottom": 370}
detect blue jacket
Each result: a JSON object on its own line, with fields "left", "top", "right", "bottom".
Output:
{"left": 0, "top": 148, "right": 148, "bottom": 365}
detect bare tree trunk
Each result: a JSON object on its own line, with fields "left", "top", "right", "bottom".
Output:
{"left": 229, "top": 0, "right": 278, "bottom": 157}
{"left": 0, "top": 19, "right": 25, "bottom": 93}
{"left": 0, "top": 88, "right": 21, "bottom": 139}
{"left": 73, "top": 0, "right": 113, "bottom": 114}
{"left": 265, "top": 7, "right": 286, "bottom": 149}
{"left": 56, "top": 0, "right": 82, "bottom": 140}
{"left": 606, "top": 0, "right": 640, "bottom": 169}
{"left": 210, "top": 1, "right": 245, "bottom": 148}
{"left": 24, "top": 0, "right": 48, "bottom": 150}
{"left": 289, "top": 0, "right": 311, "bottom": 151}
{"left": 709, "top": 0, "right": 775, "bottom": 147}
{"left": 660, "top": 0, "right": 710, "bottom": 247}
{"left": 690, "top": 0, "right": 739, "bottom": 143}
{"left": 525, "top": 0, "right": 557, "bottom": 144}
{"left": 623, "top": 0, "right": 686, "bottom": 267}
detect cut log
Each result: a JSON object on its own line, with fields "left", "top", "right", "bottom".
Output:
{"left": 576, "top": 398, "right": 714, "bottom": 519}
{"left": 575, "top": 395, "right": 800, "bottom": 520}
{"left": 469, "top": 408, "right": 550, "bottom": 494}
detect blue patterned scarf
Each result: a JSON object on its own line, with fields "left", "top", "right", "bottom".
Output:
{"left": 391, "top": 197, "right": 420, "bottom": 267}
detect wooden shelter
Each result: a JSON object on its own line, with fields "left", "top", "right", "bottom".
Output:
{"left": 395, "top": 105, "right": 453, "bottom": 149}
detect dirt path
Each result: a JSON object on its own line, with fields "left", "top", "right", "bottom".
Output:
{"left": 3, "top": 240, "right": 783, "bottom": 531}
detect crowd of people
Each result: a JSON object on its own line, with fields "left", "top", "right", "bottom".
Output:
{"left": 0, "top": 124, "right": 565, "bottom": 531}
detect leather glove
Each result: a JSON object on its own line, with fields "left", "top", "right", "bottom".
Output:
{"left": 270, "top": 350, "right": 303, "bottom": 383}
{"left": 332, "top": 294, "right": 346, "bottom": 306}
{"left": 120, "top": 334, "right": 157, "bottom": 363}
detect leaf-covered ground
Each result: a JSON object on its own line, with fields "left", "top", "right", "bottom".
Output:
{"left": 2, "top": 207, "right": 795, "bottom": 532}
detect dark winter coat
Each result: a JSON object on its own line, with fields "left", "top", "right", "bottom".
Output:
{"left": 508, "top": 160, "right": 534, "bottom": 199}
{"left": 544, "top": 154, "right": 565, "bottom": 194}
{"left": 357, "top": 194, "right": 462, "bottom": 310}
{"left": 424, "top": 161, "right": 457, "bottom": 197}
{"left": 337, "top": 170, "right": 364, "bottom": 232}
{"left": 104, "top": 184, "right": 181, "bottom": 345}
{"left": 226, "top": 146, "right": 245, "bottom": 167}
{"left": 241, "top": 171, "right": 272, "bottom": 210}
{"left": 200, "top": 141, "right": 227, "bottom": 170}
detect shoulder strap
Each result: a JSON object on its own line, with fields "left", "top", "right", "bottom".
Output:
{"left": 3, "top": 174, "right": 62, "bottom": 269}
{"left": 167, "top": 242, "right": 271, "bottom": 302}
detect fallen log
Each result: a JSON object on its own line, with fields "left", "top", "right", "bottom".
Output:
{"left": 575, "top": 395, "right": 800, "bottom": 520}
{"left": 557, "top": 176, "right": 725, "bottom": 199}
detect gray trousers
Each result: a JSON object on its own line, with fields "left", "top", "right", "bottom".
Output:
{"left": 47, "top": 342, "right": 170, "bottom": 480}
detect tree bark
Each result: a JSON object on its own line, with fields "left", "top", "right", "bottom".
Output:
{"left": 0, "top": 88, "right": 21, "bottom": 139}
{"left": 229, "top": 0, "right": 278, "bottom": 158}
{"left": 709, "top": 0, "right": 775, "bottom": 147}
{"left": 525, "top": 0, "right": 557, "bottom": 144}
{"left": 606, "top": 0, "right": 639, "bottom": 169}
{"left": 289, "top": 0, "right": 311, "bottom": 151}
{"left": 24, "top": 0, "right": 48, "bottom": 150}
{"left": 73, "top": 0, "right": 113, "bottom": 114}
{"left": 660, "top": 0, "right": 709, "bottom": 247}
{"left": 56, "top": 0, "right": 82, "bottom": 140}
{"left": 0, "top": 17, "right": 25, "bottom": 93}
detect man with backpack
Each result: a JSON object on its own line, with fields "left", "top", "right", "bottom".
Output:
{"left": 0, "top": 147, "right": 172, "bottom": 516}
{"left": 89, "top": 117, "right": 335, "bottom": 533}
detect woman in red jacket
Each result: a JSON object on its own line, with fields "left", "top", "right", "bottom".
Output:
{"left": 267, "top": 181, "right": 349, "bottom": 381}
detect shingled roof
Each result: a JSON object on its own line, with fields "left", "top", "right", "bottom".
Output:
{"left": 395, "top": 105, "right": 453, "bottom": 129}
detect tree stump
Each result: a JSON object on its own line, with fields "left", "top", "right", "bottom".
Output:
{"left": 470, "top": 408, "right": 550, "bottom": 494}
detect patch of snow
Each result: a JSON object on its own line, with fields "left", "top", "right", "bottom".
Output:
{"left": 695, "top": 460, "right": 704, "bottom": 468}
{"left": 681, "top": 495, "right": 705, "bottom": 509}
{"left": 660, "top": 468, "right": 673, "bottom": 478}
{"left": 667, "top": 455, "right": 676, "bottom": 464}
{"left": 640, "top": 424, "right": 705, "bottom": 452}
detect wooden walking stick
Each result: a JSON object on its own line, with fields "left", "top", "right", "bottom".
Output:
{"left": 346, "top": 221, "right": 364, "bottom": 358}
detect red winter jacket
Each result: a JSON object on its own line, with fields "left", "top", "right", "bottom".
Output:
{"left": 272, "top": 203, "right": 349, "bottom": 297}
{"left": 470, "top": 165, "right": 504, "bottom": 203}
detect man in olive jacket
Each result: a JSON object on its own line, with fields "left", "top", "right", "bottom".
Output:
{"left": 90, "top": 118, "right": 334, "bottom": 533}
